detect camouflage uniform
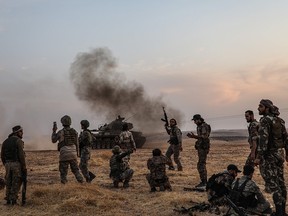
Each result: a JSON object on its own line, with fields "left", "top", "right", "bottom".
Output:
{"left": 195, "top": 122, "right": 210, "bottom": 184}
{"left": 146, "top": 155, "right": 172, "bottom": 191}
{"left": 119, "top": 130, "right": 136, "bottom": 151}
{"left": 109, "top": 147, "right": 134, "bottom": 188}
{"left": 165, "top": 124, "right": 182, "bottom": 171}
{"left": 207, "top": 170, "right": 235, "bottom": 205}
{"left": 232, "top": 175, "right": 271, "bottom": 214}
{"left": 245, "top": 119, "right": 259, "bottom": 167}
{"left": 1, "top": 127, "right": 26, "bottom": 204}
{"left": 258, "top": 113, "right": 287, "bottom": 212}
{"left": 79, "top": 129, "right": 93, "bottom": 182}
{"left": 52, "top": 123, "right": 83, "bottom": 184}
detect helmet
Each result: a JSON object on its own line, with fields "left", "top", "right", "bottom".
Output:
{"left": 112, "top": 145, "right": 121, "bottom": 154}
{"left": 61, "top": 115, "right": 71, "bottom": 126}
{"left": 80, "top": 120, "right": 90, "bottom": 128}
{"left": 0, "top": 178, "right": 5, "bottom": 190}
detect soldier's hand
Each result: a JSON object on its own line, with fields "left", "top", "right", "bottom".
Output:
{"left": 179, "top": 145, "right": 183, "bottom": 151}
{"left": 250, "top": 153, "right": 256, "bottom": 161}
{"left": 187, "top": 132, "right": 195, "bottom": 138}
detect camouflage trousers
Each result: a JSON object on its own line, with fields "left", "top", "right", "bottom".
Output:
{"left": 165, "top": 144, "right": 182, "bottom": 170}
{"left": 59, "top": 159, "right": 83, "bottom": 184}
{"left": 259, "top": 151, "right": 286, "bottom": 206}
{"left": 79, "top": 147, "right": 91, "bottom": 181}
{"left": 197, "top": 148, "right": 209, "bottom": 183}
{"left": 4, "top": 162, "right": 22, "bottom": 201}
{"left": 112, "top": 169, "right": 134, "bottom": 183}
{"left": 146, "top": 174, "right": 172, "bottom": 190}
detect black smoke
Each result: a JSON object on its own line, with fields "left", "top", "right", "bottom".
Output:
{"left": 70, "top": 47, "right": 183, "bottom": 133}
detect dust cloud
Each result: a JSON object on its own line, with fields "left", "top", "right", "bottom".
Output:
{"left": 70, "top": 47, "right": 183, "bottom": 133}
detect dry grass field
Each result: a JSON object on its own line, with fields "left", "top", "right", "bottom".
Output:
{"left": 0, "top": 135, "right": 282, "bottom": 216}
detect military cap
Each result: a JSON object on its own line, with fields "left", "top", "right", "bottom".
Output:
{"left": 227, "top": 164, "right": 241, "bottom": 173}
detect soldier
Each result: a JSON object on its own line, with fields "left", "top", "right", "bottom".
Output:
{"left": 51, "top": 115, "right": 83, "bottom": 184}
{"left": 244, "top": 110, "right": 259, "bottom": 167}
{"left": 254, "top": 99, "right": 288, "bottom": 216}
{"left": 207, "top": 164, "right": 241, "bottom": 205}
{"left": 164, "top": 118, "right": 183, "bottom": 171}
{"left": 79, "top": 120, "right": 94, "bottom": 183}
{"left": 187, "top": 114, "right": 211, "bottom": 187}
{"left": 119, "top": 122, "right": 136, "bottom": 152}
{"left": 109, "top": 145, "right": 134, "bottom": 188}
{"left": 231, "top": 165, "right": 271, "bottom": 215}
{"left": 1, "top": 125, "right": 26, "bottom": 205}
{"left": 146, "top": 148, "right": 172, "bottom": 192}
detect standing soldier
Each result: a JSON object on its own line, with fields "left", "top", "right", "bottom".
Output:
{"left": 254, "top": 99, "right": 288, "bottom": 216}
{"left": 165, "top": 118, "right": 183, "bottom": 171}
{"left": 244, "top": 110, "right": 259, "bottom": 167}
{"left": 146, "top": 148, "right": 172, "bottom": 192}
{"left": 1, "top": 125, "right": 26, "bottom": 205}
{"left": 79, "top": 120, "right": 94, "bottom": 183}
{"left": 187, "top": 114, "right": 211, "bottom": 188}
{"left": 119, "top": 123, "right": 136, "bottom": 152}
{"left": 51, "top": 115, "right": 83, "bottom": 184}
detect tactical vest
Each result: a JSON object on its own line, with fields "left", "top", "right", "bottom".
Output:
{"left": 2, "top": 136, "right": 20, "bottom": 162}
{"left": 169, "top": 127, "right": 180, "bottom": 145}
{"left": 267, "top": 116, "right": 287, "bottom": 149}
{"left": 58, "top": 128, "right": 77, "bottom": 151}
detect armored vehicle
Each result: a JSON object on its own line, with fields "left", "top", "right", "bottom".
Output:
{"left": 91, "top": 116, "right": 146, "bottom": 149}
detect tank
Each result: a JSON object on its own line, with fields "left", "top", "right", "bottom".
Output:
{"left": 91, "top": 115, "right": 146, "bottom": 149}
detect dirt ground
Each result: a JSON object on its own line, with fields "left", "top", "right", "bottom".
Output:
{"left": 0, "top": 136, "right": 283, "bottom": 216}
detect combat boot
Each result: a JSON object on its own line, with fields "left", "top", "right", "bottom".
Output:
{"left": 11, "top": 200, "right": 17, "bottom": 205}
{"left": 113, "top": 180, "right": 119, "bottom": 188}
{"left": 150, "top": 187, "right": 157, "bottom": 192}
{"left": 5, "top": 200, "right": 11, "bottom": 205}
{"left": 177, "top": 166, "right": 183, "bottom": 171}
{"left": 168, "top": 166, "right": 175, "bottom": 170}
{"left": 159, "top": 185, "right": 165, "bottom": 191}
{"left": 123, "top": 180, "right": 129, "bottom": 188}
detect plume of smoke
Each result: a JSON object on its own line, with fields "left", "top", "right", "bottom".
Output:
{"left": 70, "top": 47, "right": 183, "bottom": 133}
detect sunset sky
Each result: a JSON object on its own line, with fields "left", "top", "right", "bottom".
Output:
{"left": 1, "top": 0, "right": 288, "bottom": 143}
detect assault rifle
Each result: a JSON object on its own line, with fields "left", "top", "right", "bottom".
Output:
{"left": 173, "top": 202, "right": 211, "bottom": 214}
{"left": 161, "top": 107, "right": 169, "bottom": 126}
{"left": 21, "top": 170, "right": 27, "bottom": 205}
{"left": 225, "top": 195, "right": 247, "bottom": 216}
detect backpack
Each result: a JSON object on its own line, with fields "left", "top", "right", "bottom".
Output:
{"left": 267, "top": 116, "right": 287, "bottom": 149}
{"left": 229, "top": 178, "right": 257, "bottom": 208}
{"left": 206, "top": 173, "right": 229, "bottom": 197}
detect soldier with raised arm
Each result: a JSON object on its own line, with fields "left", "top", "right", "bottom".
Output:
{"left": 165, "top": 118, "right": 183, "bottom": 171}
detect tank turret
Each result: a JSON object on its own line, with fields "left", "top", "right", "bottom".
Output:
{"left": 91, "top": 116, "right": 146, "bottom": 149}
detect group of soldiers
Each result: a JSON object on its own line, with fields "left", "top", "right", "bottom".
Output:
{"left": 1, "top": 98, "right": 288, "bottom": 216}
{"left": 162, "top": 99, "right": 288, "bottom": 216}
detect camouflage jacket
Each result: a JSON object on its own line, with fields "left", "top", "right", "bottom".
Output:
{"left": 232, "top": 175, "right": 266, "bottom": 204}
{"left": 79, "top": 130, "right": 93, "bottom": 148}
{"left": 165, "top": 125, "right": 182, "bottom": 146}
{"left": 147, "top": 155, "right": 169, "bottom": 180}
{"left": 258, "top": 114, "right": 288, "bottom": 157}
{"left": 119, "top": 131, "right": 136, "bottom": 150}
{"left": 109, "top": 151, "right": 131, "bottom": 178}
{"left": 247, "top": 119, "right": 259, "bottom": 149}
{"left": 195, "top": 122, "right": 211, "bottom": 149}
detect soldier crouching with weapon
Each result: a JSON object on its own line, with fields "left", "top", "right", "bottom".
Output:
{"left": 162, "top": 107, "right": 183, "bottom": 171}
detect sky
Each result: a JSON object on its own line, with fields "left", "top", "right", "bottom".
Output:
{"left": 1, "top": 0, "right": 288, "bottom": 148}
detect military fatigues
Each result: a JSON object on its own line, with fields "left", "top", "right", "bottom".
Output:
{"left": 109, "top": 151, "right": 134, "bottom": 188}
{"left": 231, "top": 175, "right": 271, "bottom": 214}
{"left": 79, "top": 129, "right": 93, "bottom": 182}
{"left": 195, "top": 122, "right": 210, "bottom": 183}
{"left": 258, "top": 114, "right": 287, "bottom": 211}
{"left": 245, "top": 119, "right": 259, "bottom": 167}
{"left": 207, "top": 170, "right": 235, "bottom": 205}
{"left": 52, "top": 127, "right": 83, "bottom": 184}
{"left": 165, "top": 125, "right": 182, "bottom": 170}
{"left": 1, "top": 135, "right": 26, "bottom": 203}
{"left": 146, "top": 155, "right": 172, "bottom": 191}
{"left": 119, "top": 131, "right": 136, "bottom": 151}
